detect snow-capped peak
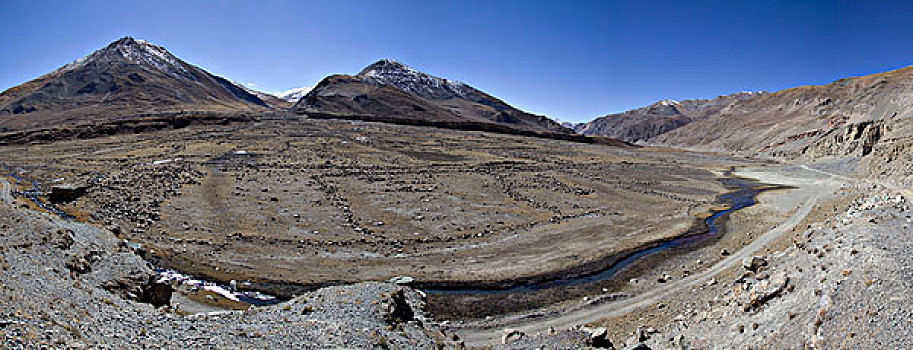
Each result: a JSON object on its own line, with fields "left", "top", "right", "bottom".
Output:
{"left": 356, "top": 59, "right": 471, "bottom": 99}
{"left": 234, "top": 81, "right": 283, "bottom": 101}
{"left": 276, "top": 86, "right": 313, "bottom": 103}
{"left": 658, "top": 99, "right": 679, "bottom": 106}
{"left": 57, "top": 36, "right": 193, "bottom": 79}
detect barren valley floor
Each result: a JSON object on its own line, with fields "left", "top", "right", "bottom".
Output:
{"left": 0, "top": 118, "right": 751, "bottom": 297}
{"left": 2, "top": 118, "right": 908, "bottom": 348}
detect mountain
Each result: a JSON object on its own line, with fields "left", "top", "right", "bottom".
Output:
{"left": 559, "top": 121, "right": 582, "bottom": 130}
{"left": 649, "top": 66, "right": 913, "bottom": 183}
{"left": 276, "top": 86, "right": 313, "bottom": 103}
{"left": 295, "top": 59, "right": 572, "bottom": 134}
{"left": 576, "top": 92, "right": 765, "bottom": 143}
{"left": 0, "top": 37, "right": 269, "bottom": 131}
{"left": 238, "top": 84, "right": 292, "bottom": 108}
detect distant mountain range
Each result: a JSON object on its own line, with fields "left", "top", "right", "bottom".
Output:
{"left": 3, "top": 36, "right": 913, "bottom": 179}
{"left": 575, "top": 92, "right": 765, "bottom": 143}
{"left": 0, "top": 38, "right": 572, "bottom": 136}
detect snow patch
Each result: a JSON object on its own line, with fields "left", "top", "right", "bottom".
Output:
{"left": 55, "top": 37, "right": 195, "bottom": 80}
{"left": 156, "top": 269, "right": 279, "bottom": 305}
{"left": 276, "top": 86, "right": 313, "bottom": 102}
{"left": 357, "top": 59, "right": 473, "bottom": 99}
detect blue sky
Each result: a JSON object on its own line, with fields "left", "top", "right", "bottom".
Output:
{"left": 1, "top": 1, "right": 912, "bottom": 122}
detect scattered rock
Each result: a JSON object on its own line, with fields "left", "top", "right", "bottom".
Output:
{"left": 501, "top": 328, "right": 525, "bottom": 344}
{"left": 743, "top": 273, "right": 789, "bottom": 311}
{"left": 582, "top": 326, "right": 614, "bottom": 348}
{"left": 742, "top": 255, "right": 768, "bottom": 272}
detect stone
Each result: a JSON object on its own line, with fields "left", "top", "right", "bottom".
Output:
{"left": 742, "top": 255, "right": 768, "bottom": 272}
{"left": 382, "top": 289, "right": 414, "bottom": 324}
{"left": 582, "top": 326, "right": 614, "bottom": 348}
{"left": 142, "top": 279, "right": 173, "bottom": 308}
{"left": 501, "top": 328, "right": 525, "bottom": 344}
{"left": 49, "top": 185, "right": 90, "bottom": 203}
{"left": 743, "top": 273, "right": 789, "bottom": 311}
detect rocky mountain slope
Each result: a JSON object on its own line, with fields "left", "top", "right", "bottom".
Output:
{"left": 649, "top": 66, "right": 913, "bottom": 184}
{"left": 0, "top": 37, "right": 269, "bottom": 131}
{"left": 576, "top": 92, "right": 764, "bottom": 143}
{"left": 296, "top": 59, "right": 572, "bottom": 134}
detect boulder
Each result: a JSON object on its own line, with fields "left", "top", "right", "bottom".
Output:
{"left": 582, "top": 326, "right": 615, "bottom": 348}
{"left": 382, "top": 289, "right": 414, "bottom": 324}
{"left": 742, "top": 255, "right": 768, "bottom": 272}
{"left": 142, "top": 279, "right": 174, "bottom": 308}
{"left": 501, "top": 329, "right": 525, "bottom": 344}
{"left": 49, "top": 185, "right": 90, "bottom": 203}
{"left": 743, "top": 273, "right": 789, "bottom": 311}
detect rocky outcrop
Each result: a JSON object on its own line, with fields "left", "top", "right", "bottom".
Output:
{"left": 803, "top": 120, "right": 889, "bottom": 158}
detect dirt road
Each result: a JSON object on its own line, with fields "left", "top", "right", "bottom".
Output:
{"left": 453, "top": 165, "right": 846, "bottom": 346}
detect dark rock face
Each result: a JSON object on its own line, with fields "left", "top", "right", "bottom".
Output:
{"left": 49, "top": 185, "right": 89, "bottom": 203}
{"left": 297, "top": 59, "right": 572, "bottom": 135}
{"left": 141, "top": 279, "right": 173, "bottom": 308}
{"left": 382, "top": 289, "right": 414, "bottom": 324}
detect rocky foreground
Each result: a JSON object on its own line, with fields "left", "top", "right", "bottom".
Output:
{"left": 635, "top": 183, "right": 913, "bottom": 349}
{"left": 0, "top": 189, "right": 608, "bottom": 349}
{"left": 0, "top": 199, "right": 452, "bottom": 349}
{"left": 4, "top": 166, "right": 913, "bottom": 349}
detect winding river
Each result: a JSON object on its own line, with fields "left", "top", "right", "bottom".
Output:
{"left": 6, "top": 163, "right": 774, "bottom": 309}
{"left": 426, "top": 175, "right": 775, "bottom": 295}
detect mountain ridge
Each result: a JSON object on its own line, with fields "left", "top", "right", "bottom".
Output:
{"left": 296, "top": 59, "right": 573, "bottom": 135}
{"left": 575, "top": 92, "right": 766, "bottom": 143}
{"left": 0, "top": 36, "right": 269, "bottom": 131}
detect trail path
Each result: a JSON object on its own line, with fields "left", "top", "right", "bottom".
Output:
{"left": 0, "top": 178, "right": 12, "bottom": 205}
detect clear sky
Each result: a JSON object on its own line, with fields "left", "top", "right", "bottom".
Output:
{"left": 1, "top": 1, "right": 912, "bottom": 122}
